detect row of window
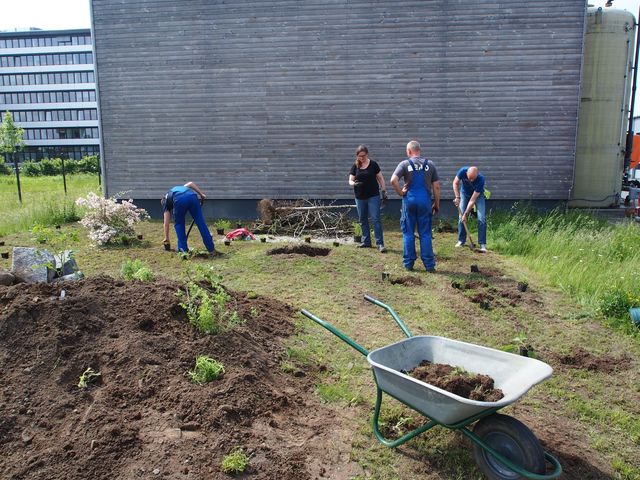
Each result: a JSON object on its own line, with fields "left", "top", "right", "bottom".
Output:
{"left": 1, "top": 90, "right": 96, "bottom": 104}
{"left": 24, "top": 127, "right": 99, "bottom": 140}
{"left": 0, "top": 35, "right": 92, "bottom": 49}
{"left": 0, "top": 71, "right": 95, "bottom": 86}
{"left": 15, "top": 145, "right": 100, "bottom": 161}
{"left": 11, "top": 109, "right": 98, "bottom": 122}
{"left": 0, "top": 52, "right": 93, "bottom": 67}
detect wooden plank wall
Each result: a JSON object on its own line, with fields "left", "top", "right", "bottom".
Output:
{"left": 91, "top": 0, "right": 586, "bottom": 200}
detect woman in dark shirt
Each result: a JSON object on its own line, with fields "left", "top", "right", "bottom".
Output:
{"left": 348, "top": 144, "right": 388, "bottom": 252}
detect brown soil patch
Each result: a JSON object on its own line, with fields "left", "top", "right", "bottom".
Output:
{"left": 390, "top": 276, "right": 423, "bottom": 286}
{"left": 266, "top": 245, "right": 330, "bottom": 257}
{"left": 555, "top": 347, "right": 631, "bottom": 373}
{"left": 0, "top": 276, "right": 360, "bottom": 480}
{"left": 470, "top": 292, "right": 492, "bottom": 310}
{"left": 407, "top": 361, "right": 504, "bottom": 402}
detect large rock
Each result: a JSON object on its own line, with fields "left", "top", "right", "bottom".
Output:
{"left": 0, "top": 269, "right": 15, "bottom": 286}
{"left": 11, "top": 247, "right": 56, "bottom": 283}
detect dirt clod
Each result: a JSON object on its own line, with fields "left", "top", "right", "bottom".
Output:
{"left": 556, "top": 347, "right": 631, "bottom": 373}
{"left": 407, "top": 360, "right": 504, "bottom": 401}
{"left": 267, "top": 245, "right": 331, "bottom": 257}
{"left": 390, "top": 276, "right": 423, "bottom": 286}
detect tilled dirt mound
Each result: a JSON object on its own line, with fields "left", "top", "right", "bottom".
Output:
{"left": 0, "top": 276, "right": 360, "bottom": 480}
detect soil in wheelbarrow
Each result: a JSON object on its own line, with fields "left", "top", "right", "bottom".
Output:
{"left": 407, "top": 360, "right": 504, "bottom": 402}
{"left": 0, "top": 276, "right": 361, "bottom": 480}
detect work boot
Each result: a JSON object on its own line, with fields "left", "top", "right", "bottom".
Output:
{"left": 455, "top": 241, "right": 465, "bottom": 248}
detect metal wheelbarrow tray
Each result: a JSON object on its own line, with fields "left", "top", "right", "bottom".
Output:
{"left": 369, "top": 335, "right": 552, "bottom": 425}
{"left": 302, "top": 295, "right": 562, "bottom": 480}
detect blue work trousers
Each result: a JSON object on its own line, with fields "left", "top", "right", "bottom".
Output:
{"left": 400, "top": 196, "right": 435, "bottom": 270}
{"left": 458, "top": 192, "right": 486, "bottom": 245}
{"left": 355, "top": 195, "right": 384, "bottom": 247}
{"left": 173, "top": 191, "right": 215, "bottom": 253}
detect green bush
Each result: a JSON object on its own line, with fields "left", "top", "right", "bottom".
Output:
{"left": 20, "top": 156, "right": 100, "bottom": 177}
{"left": 121, "top": 258, "right": 155, "bottom": 282}
{"left": 599, "top": 288, "right": 640, "bottom": 319}
{"left": 0, "top": 162, "right": 11, "bottom": 175}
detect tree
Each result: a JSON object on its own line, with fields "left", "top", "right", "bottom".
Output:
{"left": 0, "top": 110, "right": 26, "bottom": 202}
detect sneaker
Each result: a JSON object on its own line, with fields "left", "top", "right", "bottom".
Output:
{"left": 378, "top": 245, "right": 387, "bottom": 253}
{"left": 455, "top": 241, "right": 465, "bottom": 248}
{"left": 478, "top": 244, "right": 488, "bottom": 253}
{"left": 426, "top": 267, "right": 436, "bottom": 273}
{"left": 357, "top": 243, "right": 371, "bottom": 248}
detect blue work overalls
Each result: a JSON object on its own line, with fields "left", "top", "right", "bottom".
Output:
{"left": 170, "top": 187, "right": 215, "bottom": 253}
{"left": 400, "top": 159, "right": 436, "bottom": 271}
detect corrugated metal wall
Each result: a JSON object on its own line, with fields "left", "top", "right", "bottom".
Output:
{"left": 91, "top": 0, "right": 586, "bottom": 201}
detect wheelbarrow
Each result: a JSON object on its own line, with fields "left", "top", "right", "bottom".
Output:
{"left": 301, "top": 295, "right": 562, "bottom": 480}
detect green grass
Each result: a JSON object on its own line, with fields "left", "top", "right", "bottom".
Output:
{"left": 489, "top": 207, "right": 640, "bottom": 334}
{"left": 0, "top": 173, "right": 100, "bottom": 236}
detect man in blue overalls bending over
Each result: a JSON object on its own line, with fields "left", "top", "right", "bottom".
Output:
{"left": 453, "top": 166, "right": 487, "bottom": 253}
{"left": 390, "top": 140, "right": 441, "bottom": 272}
{"left": 161, "top": 181, "right": 215, "bottom": 253}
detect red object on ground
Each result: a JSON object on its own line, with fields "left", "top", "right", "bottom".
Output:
{"left": 225, "top": 228, "right": 256, "bottom": 240}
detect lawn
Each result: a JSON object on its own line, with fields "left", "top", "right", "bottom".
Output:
{"left": 1, "top": 175, "right": 639, "bottom": 479}
{"left": 0, "top": 173, "right": 99, "bottom": 236}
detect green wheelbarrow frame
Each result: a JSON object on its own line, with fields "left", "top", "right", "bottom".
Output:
{"left": 301, "top": 294, "right": 562, "bottom": 480}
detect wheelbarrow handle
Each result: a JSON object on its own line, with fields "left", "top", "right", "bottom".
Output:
{"left": 363, "top": 295, "right": 413, "bottom": 338}
{"left": 300, "top": 310, "right": 369, "bottom": 357}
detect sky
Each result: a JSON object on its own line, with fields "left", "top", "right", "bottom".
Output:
{"left": 0, "top": 0, "right": 638, "bottom": 32}
{"left": 0, "top": 0, "right": 91, "bottom": 31}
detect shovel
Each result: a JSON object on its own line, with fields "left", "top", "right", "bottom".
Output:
{"left": 457, "top": 204, "right": 476, "bottom": 250}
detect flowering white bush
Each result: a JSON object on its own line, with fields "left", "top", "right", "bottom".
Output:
{"left": 76, "top": 192, "right": 149, "bottom": 245}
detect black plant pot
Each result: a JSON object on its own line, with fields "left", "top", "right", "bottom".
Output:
{"left": 381, "top": 272, "right": 390, "bottom": 281}
{"left": 304, "top": 236, "right": 311, "bottom": 243}
{"left": 216, "top": 228, "right": 224, "bottom": 235}
{"left": 517, "top": 282, "right": 528, "bottom": 292}
{"left": 333, "top": 241, "right": 339, "bottom": 247}
{"left": 260, "top": 237, "right": 267, "bottom": 243}
{"left": 224, "top": 240, "right": 231, "bottom": 246}
{"left": 163, "top": 243, "right": 171, "bottom": 251}
{"left": 0, "top": 241, "right": 5, "bottom": 246}
{"left": 1, "top": 252, "right": 9, "bottom": 259}
{"left": 137, "top": 234, "right": 143, "bottom": 240}
{"left": 470, "top": 264, "right": 479, "bottom": 273}
{"left": 354, "top": 235, "right": 362, "bottom": 243}
{"left": 55, "top": 225, "right": 61, "bottom": 229}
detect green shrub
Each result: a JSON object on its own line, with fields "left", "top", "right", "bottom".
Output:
{"left": 178, "top": 268, "right": 244, "bottom": 334}
{"left": 187, "top": 355, "right": 225, "bottom": 384}
{"left": 0, "top": 162, "right": 11, "bottom": 175}
{"left": 121, "top": 258, "right": 155, "bottom": 282}
{"left": 221, "top": 447, "right": 250, "bottom": 475}
{"left": 21, "top": 160, "right": 42, "bottom": 176}
{"left": 599, "top": 288, "right": 640, "bottom": 319}
{"left": 214, "top": 219, "right": 232, "bottom": 230}
{"left": 352, "top": 221, "right": 363, "bottom": 236}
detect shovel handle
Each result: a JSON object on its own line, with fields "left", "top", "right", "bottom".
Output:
{"left": 457, "top": 205, "right": 476, "bottom": 249}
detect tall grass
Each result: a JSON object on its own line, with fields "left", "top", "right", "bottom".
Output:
{"left": 489, "top": 205, "right": 640, "bottom": 330}
{"left": 0, "top": 174, "right": 100, "bottom": 236}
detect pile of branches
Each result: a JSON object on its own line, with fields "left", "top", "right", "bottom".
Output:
{"left": 255, "top": 199, "right": 355, "bottom": 237}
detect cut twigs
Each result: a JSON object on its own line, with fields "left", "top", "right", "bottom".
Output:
{"left": 255, "top": 199, "right": 355, "bottom": 237}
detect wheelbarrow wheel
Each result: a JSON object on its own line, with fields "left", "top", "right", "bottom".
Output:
{"left": 471, "top": 414, "right": 545, "bottom": 480}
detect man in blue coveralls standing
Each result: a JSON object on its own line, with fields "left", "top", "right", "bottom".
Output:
{"left": 390, "top": 140, "right": 441, "bottom": 272}
{"left": 161, "top": 181, "right": 215, "bottom": 253}
{"left": 452, "top": 166, "right": 487, "bottom": 253}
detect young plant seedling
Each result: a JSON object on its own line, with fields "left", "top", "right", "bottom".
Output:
{"left": 121, "top": 258, "right": 155, "bottom": 282}
{"left": 221, "top": 447, "right": 251, "bottom": 475}
{"left": 77, "top": 367, "right": 101, "bottom": 389}
{"left": 187, "top": 355, "right": 225, "bottom": 384}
